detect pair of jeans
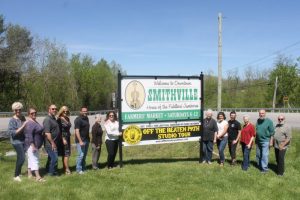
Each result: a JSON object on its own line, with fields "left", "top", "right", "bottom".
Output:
{"left": 76, "top": 141, "right": 89, "bottom": 172}
{"left": 275, "top": 148, "right": 287, "bottom": 175}
{"left": 228, "top": 139, "right": 238, "bottom": 160}
{"left": 105, "top": 139, "right": 119, "bottom": 168}
{"left": 241, "top": 143, "right": 252, "bottom": 170}
{"left": 45, "top": 148, "right": 58, "bottom": 175}
{"left": 201, "top": 140, "right": 214, "bottom": 162}
{"left": 256, "top": 141, "right": 270, "bottom": 171}
{"left": 217, "top": 136, "right": 228, "bottom": 163}
{"left": 91, "top": 143, "right": 101, "bottom": 168}
{"left": 12, "top": 143, "right": 25, "bottom": 177}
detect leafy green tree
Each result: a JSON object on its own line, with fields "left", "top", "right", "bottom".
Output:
{"left": 267, "top": 56, "right": 299, "bottom": 107}
{"left": 0, "top": 15, "right": 32, "bottom": 111}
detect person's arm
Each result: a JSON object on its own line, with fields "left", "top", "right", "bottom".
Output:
{"left": 279, "top": 126, "right": 292, "bottom": 150}
{"left": 233, "top": 130, "right": 241, "bottom": 144}
{"left": 214, "top": 132, "right": 217, "bottom": 143}
{"left": 8, "top": 119, "right": 27, "bottom": 137}
{"left": 43, "top": 117, "right": 56, "bottom": 150}
{"left": 45, "top": 132, "right": 56, "bottom": 150}
{"left": 213, "top": 120, "right": 218, "bottom": 143}
{"left": 217, "top": 123, "right": 228, "bottom": 138}
{"left": 25, "top": 122, "right": 36, "bottom": 150}
{"left": 247, "top": 136, "right": 254, "bottom": 149}
{"left": 74, "top": 118, "right": 84, "bottom": 146}
{"left": 75, "top": 128, "right": 84, "bottom": 146}
{"left": 91, "top": 123, "right": 99, "bottom": 147}
{"left": 233, "top": 122, "right": 242, "bottom": 144}
{"left": 104, "top": 122, "right": 121, "bottom": 136}
{"left": 246, "top": 124, "right": 256, "bottom": 148}
{"left": 60, "top": 121, "right": 68, "bottom": 145}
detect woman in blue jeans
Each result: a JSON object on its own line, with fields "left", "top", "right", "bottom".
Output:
{"left": 8, "top": 102, "right": 27, "bottom": 182}
{"left": 216, "top": 112, "right": 229, "bottom": 166}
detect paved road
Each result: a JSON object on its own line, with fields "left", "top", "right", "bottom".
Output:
{"left": 0, "top": 111, "right": 299, "bottom": 133}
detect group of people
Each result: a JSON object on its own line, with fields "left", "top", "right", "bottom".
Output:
{"left": 201, "top": 109, "right": 292, "bottom": 176}
{"left": 8, "top": 102, "right": 121, "bottom": 182}
{"left": 7, "top": 101, "right": 292, "bottom": 182}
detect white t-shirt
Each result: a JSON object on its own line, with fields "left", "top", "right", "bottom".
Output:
{"left": 217, "top": 120, "right": 228, "bottom": 137}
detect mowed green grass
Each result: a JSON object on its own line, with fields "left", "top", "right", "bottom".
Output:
{"left": 0, "top": 130, "right": 299, "bottom": 200}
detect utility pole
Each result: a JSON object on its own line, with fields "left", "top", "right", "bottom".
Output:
{"left": 217, "top": 13, "right": 222, "bottom": 112}
{"left": 272, "top": 76, "right": 278, "bottom": 111}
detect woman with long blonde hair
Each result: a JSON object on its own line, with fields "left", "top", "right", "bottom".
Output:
{"left": 57, "top": 106, "right": 72, "bottom": 174}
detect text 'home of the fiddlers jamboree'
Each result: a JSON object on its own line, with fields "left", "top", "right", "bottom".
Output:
{"left": 118, "top": 74, "right": 204, "bottom": 146}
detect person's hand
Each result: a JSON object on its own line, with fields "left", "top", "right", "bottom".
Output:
{"left": 79, "top": 141, "right": 84, "bottom": 146}
{"left": 232, "top": 140, "right": 237, "bottom": 145}
{"left": 119, "top": 132, "right": 123, "bottom": 136}
{"left": 96, "top": 146, "right": 100, "bottom": 150}
{"left": 213, "top": 139, "right": 217, "bottom": 144}
{"left": 31, "top": 145, "right": 37, "bottom": 152}
{"left": 51, "top": 142, "right": 57, "bottom": 151}
{"left": 269, "top": 142, "right": 273, "bottom": 148}
{"left": 246, "top": 144, "right": 251, "bottom": 149}
{"left": 279, "top": 143, "right": 284, "bottom": 150}
{"left": 63, "top": 139, "right": 67, "bottom": 145}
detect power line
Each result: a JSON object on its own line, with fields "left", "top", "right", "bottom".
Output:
{"left": 224, "top": 40, "right": 300, "bottom": 73}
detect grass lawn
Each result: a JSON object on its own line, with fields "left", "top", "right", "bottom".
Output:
{"left": 0, "top": 130, "right": 299, "bottom": 200}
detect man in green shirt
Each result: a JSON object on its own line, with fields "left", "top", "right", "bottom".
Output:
{"left": 255, "top": 109, "right": 274, "bottom": 173}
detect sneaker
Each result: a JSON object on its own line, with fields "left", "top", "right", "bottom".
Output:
{"left": 65, "top": 170, "right": 71, "bottom": 175}
{"left": 201, "top": 161, "right": 206, "bottom": 164}
{"left": 207, "top": 161, "right": 212, "bottom": 165}
{"left": 48, "top": 172, "right": 58, "bottom": 176}
{"left": 13, "top": 176, "right": 22, "bottom": 182}
{"left": 78, "top": 171, "right": 85, "bottom": 175}
{"left": 219, "top": 162, "right": 224, "bottom": 167}
{"left": 261, "top": 170, "right": 268, "bottom": 174}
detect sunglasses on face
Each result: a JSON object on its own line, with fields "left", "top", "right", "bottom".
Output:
{"left": 278, "top": 118, "right": 284, "bottom": 121}
{"left": 51, "top": 108, "right": 57, "bottom": 111}
{"left": 15, "top": 109, "right": 21, "bottom": 112}
{"left": 109, "top": 115, "right": 114, "bottom": 117}
{"left": 30, "top": 112, "right": 37, "bottom": 115}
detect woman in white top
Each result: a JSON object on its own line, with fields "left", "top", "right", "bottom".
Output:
{"left": 216, "top": 112, "right": 229, "bottom": 166}
{"left": 104, "top": 111, "right": 122, "bottom": 169}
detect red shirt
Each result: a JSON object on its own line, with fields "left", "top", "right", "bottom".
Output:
{"left": 240, "top": 123, "right": 256, "bottom": 145}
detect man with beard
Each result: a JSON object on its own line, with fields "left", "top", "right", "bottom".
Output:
{"left": 74, "top": 106, "right": 90, "bottom": 174}
{"left": 255, "top": 109, "right": 274, "bottom": 173}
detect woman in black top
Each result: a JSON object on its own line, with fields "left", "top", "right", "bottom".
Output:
{"left": 57, "top": 106, "right": 72, "bottom": 175}
{"left": 91, "top": 114, "right": 103, "bottom": 169}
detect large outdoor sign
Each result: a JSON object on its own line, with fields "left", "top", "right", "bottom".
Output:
{"left": 118, "top": 74, "right": 204, "bottom": 147}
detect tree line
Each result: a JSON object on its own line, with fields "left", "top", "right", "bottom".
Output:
{"left": 204, "top": 56, "right": 300, "bottom": 109}
{"left": 0, "top": 15, "right": 124, "bottom": 112}
{"left": 1, "top": 15, "right": 299, "bottom": 112}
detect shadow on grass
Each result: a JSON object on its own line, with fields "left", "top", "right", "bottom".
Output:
{"left": 121, "top": 157, "right": 199, "bottom": 165}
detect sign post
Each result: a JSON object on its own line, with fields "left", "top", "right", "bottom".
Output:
{"left": 118, "top": 73, "right": 204, "bottom": 166}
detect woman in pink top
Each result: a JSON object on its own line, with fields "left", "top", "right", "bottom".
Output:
{"left": 240, "top": 115, "right": 256, "bottom": 171}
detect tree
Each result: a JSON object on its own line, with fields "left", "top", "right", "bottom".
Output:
{"left": 268, "top": 56, "right": 299, "bottom": 107}
{"left": 0, "top": 15, "right": 32, "bottom": 111}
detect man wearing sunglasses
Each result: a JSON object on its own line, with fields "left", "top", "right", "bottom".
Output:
{"left": 255, "top": 109, "right": 274, "bottom": 173}
{"left": 273, "top": 115, "right": 292, "bottom": 176}
{"left": 43, "top": 104, "right": 60, "bottom": 176}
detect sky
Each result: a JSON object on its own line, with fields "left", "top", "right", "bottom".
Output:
{"left": 1, "top": 0, "right": 300, "bottom": 76}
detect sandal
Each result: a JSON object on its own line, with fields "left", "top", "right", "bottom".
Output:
{"left": 65, "top": 170, "right": 71, "bottom": 175}
{"left": 36, "top": 177, "right": 46, "bottom": 182}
